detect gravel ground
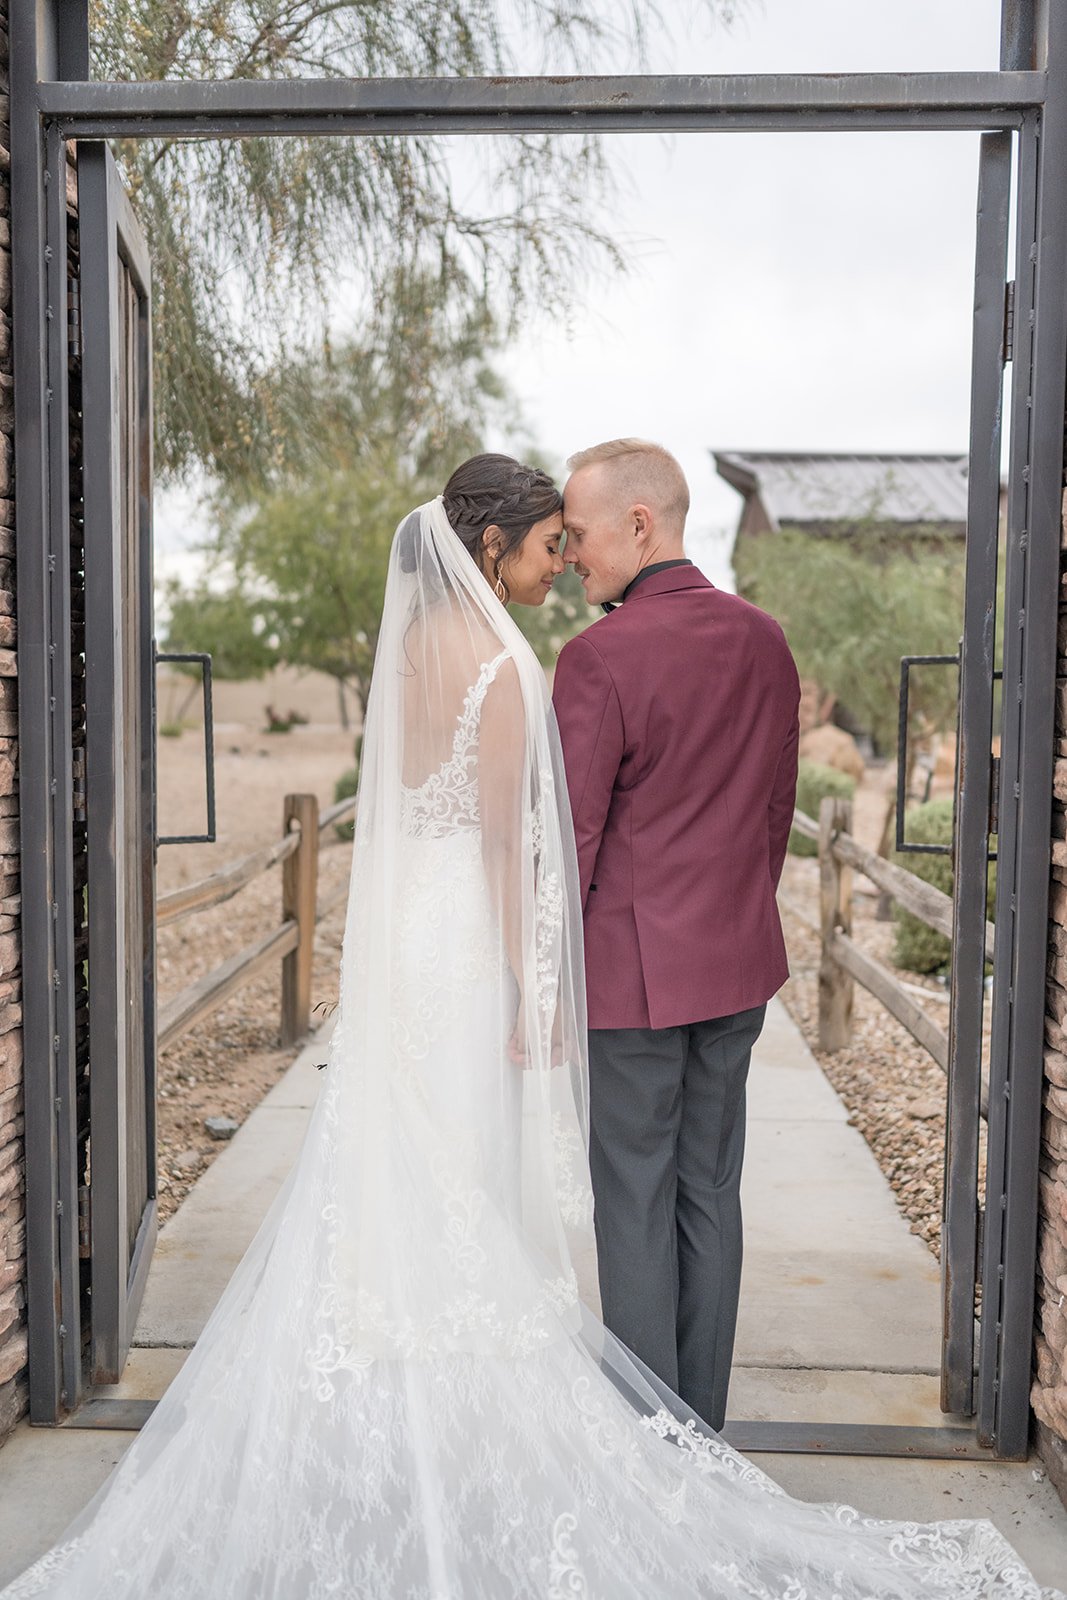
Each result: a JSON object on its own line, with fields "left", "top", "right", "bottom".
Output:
{"left": 775, "top": 769, "right": 986, "bottom": 1261}
{"left": 154, "top": 720, "right": 355, "bottom": 1222}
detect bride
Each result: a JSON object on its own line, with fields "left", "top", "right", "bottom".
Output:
{"left": 2, "top": 455, "right": 1060, "bottom": 1598}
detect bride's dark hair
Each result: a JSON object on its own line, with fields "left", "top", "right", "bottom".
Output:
{"left": 442, "top": 454, "right": 562, "bottom": 600}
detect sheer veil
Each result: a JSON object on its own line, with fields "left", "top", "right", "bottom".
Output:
{"left": 326, "top": 493, "right": 596, "bottom": 1355}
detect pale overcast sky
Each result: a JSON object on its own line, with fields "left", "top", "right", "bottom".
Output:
{"left": 157, "top": 0, "right": 1005, "bottom": 592}
{"left": 495, "top": 0, "right": 1004, "bottom": 584}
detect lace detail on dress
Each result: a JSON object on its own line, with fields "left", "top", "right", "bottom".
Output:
{"left": 400, "top": 650, "right": 511, "bottom": 839}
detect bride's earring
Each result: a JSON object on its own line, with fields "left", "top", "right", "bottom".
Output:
{"left": 494, "top": 566, "right": 508, "bottom": 604}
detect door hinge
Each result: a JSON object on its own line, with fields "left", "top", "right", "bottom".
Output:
{"left": 67, "top": 274, "right": 81, "bottom": 362}
{"left": 1002, "top": 280, "right": 1015, "bottom": 364}
{"left": 988, "top": 754, "right": 1001, "bottom": 836}
{"left": 72, "top": 745, "right": 86, "bottom": 822}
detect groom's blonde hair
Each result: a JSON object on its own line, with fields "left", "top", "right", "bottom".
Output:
{"left": 566, "top": 438, "right": 690, "bottom": 529}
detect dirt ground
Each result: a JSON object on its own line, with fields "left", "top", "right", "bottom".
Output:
{"left": 154, "top": 718, "right": 355, "bottom": 1222}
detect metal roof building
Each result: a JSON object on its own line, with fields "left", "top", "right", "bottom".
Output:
{"left": 713, "top": 450, "right": 971, "bottom": 539}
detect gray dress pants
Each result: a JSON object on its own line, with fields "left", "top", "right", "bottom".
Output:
{"left": 587, "top": 1004, "right": 766, "bottom": 1432}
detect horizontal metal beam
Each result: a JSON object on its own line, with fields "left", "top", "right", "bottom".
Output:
{"left": 61, "top": 1404, "right": 991, "bottom": 1460}
{"left": 37, "top": 72, "right": 1046, "bottom": 139}
{"left": 721, "top": 1421, "right": 994, "bottom": 1460}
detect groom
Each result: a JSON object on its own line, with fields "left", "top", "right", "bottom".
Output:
{"left": 552, "top": 439, "right": 800, "bottom": 1431}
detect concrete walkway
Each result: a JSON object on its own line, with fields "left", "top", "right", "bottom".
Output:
{"left": 2, "top": 1001, "right": 1066, "bottom": 1589}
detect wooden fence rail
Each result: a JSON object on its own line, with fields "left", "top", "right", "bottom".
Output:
{"left": 157, "top": 790, "right": 358, "bottom": 1054}
{"left": 791, "top": 795, "right": 990, "bottom": 1120}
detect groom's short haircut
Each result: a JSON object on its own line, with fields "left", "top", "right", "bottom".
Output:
{"left": 566, "top": 438, "right": 690, "bottom": 529}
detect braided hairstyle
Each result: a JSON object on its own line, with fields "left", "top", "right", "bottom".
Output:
{"left": 442, "top": 454, "right": 562, "bottom": 601}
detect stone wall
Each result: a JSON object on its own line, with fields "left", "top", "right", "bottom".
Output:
{"left": 0, "top": 2, "right": 27, "bottom": 1444}
{"left": 1036, "top": 483, "right": 1067, "bottom": 1498}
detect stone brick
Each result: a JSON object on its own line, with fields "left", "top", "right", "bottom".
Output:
{"left": 1041, "top": 1293, "right": 1067, "bottom": 1356}
{"left": 1047, "top": 1048, "right": 1067, "bottom": 1091}
{"left": 1055, "top": 757, "right": 1067, "bottom": 806}
{"left": 3, "top": 1215, "right": 24, "bottom": 1260}
{"left": 1034, "top": 1378, "right": 1067, "bottom": 1439}
{"left": 0, "top": 1004, "right": 23, "bottom": 1038}
{"left": 1044, "top": 1115, "right": 1067, "bottom": 1162}
{"left": 0, "top": 1373, "right": 27, "bottom": 1439}
{"left": 0, "top": 1027, "right": 22, "bottom": 1074}
{"left": 1036, "top": 1332, "right": 1065, "bottom": 1390}
{"left": 0, "top": 1282, "right": 22, "bottom": 1340}
{"left": 0, "top": 1328, "right": 25, "bottom": 1387}
{"left": 1041, "top": 1170, "right": 1067, "bottom": 1227}
{"left": 0, "top": 1158, "right": 21, "bottom": 1203}
{"left": 1052, "top": 877, "right": 1067, "bottom": 926}
{"left": 1040, "top": 1223, "right": 1067, "bottom": 1287}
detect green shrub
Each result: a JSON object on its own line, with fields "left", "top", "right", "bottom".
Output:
{"left": 789, "top": 760, "right": 857, "bottom": 857}
{"left": 333, "top": 740, "right": 362, "bottom": 841}
{"left": 159, "top": 721, "right": 184, "bottom": 739}
{"left": 891, "top": 797, "right": 995, "bottom": 974}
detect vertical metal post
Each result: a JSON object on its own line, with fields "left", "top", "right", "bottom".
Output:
{"left": 941, "top": 130, "right": 1011, "bottom": 1418}
{"left": 980, "top": 4, "right": 1067, "bottom": 1458}
{"left": 44, "top": 118, "right": 82, "bottom": 1417}
{"left": 11, "top": 0, "right": 62, "bottom": 1425}
{"left": 11, "top": 0, "right": 87, "bottom": 1421}
{"left": 136, "top": 205, "right": 159, "bottom": 1297}
{"left": 1001, "top": 0, "right": 1037, "bottom": 71}
{"left": 79, "top": 142, "right": 126, "bottom": 1385}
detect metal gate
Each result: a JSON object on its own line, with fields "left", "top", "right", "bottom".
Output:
{"left": 78, "top": 143, "right": 158, "bottom": 1386}
{"left": 937, "top": 129, "right": 1013, "bottom": 1426}
{"left": 11, "top": 0, "right": 1067, "bottom": 1457}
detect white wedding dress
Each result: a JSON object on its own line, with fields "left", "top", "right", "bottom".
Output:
{"left": 2, "top": 500, "right": 1061, "bottom": 1600}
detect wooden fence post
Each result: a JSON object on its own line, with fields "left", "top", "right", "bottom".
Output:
{"left": 818, "top": 794, "right": 854, "bottom": 1052}
{"left": 281, "top": 793, "right": 319, "bottom": 1045}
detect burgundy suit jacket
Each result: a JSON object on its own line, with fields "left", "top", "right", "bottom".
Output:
{"left": 552, "top": 566, "right": 800, "bottom": 1030}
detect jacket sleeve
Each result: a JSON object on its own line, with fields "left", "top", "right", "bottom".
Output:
{"left": 768, "top": 646, "right": 802, "bottom": 889}
{"left": 552, "top": 633, "right": 625, "bottom": 908}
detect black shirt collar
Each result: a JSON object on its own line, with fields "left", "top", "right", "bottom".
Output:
{"left": 601, "top": 558, "right": 693, "bottom": 614}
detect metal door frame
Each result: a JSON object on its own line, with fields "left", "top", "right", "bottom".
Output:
{"left": 11, "top": 0, "right": 1067, "bottom": 1458}
{"left": 78, "top": 140, "right": 158, "bottom": 1386}
{"left": 940, "top": 129, "right": 1013, "bottom": 1421}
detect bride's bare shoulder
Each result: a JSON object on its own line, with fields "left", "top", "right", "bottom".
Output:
{"left": 405, "top": 605, "right": 508, "bottom": 678}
